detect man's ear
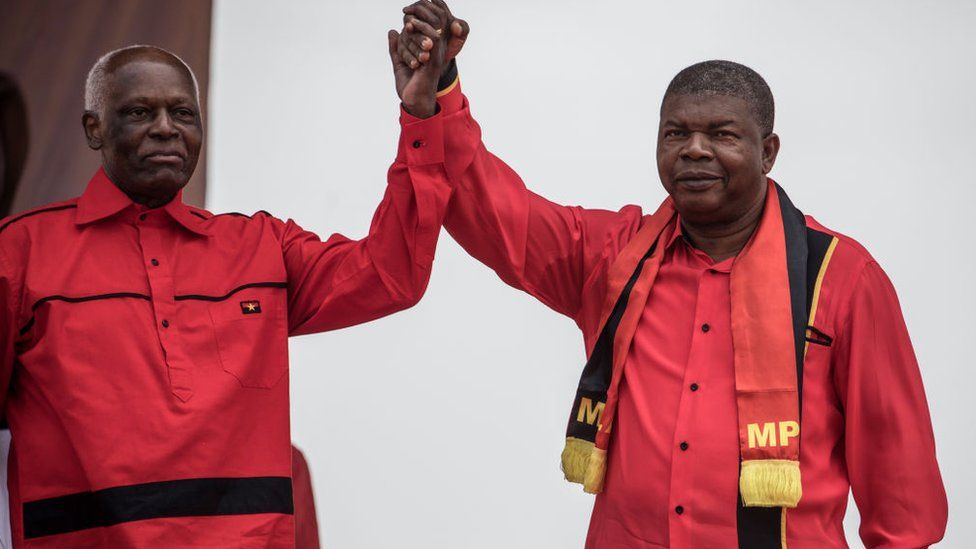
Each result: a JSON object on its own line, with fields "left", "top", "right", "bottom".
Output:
{"left": 761, "top": 132, "right": 780, "bottom": 174}
{"left": 82, "top": 111, "right": 103, "bottom": 150}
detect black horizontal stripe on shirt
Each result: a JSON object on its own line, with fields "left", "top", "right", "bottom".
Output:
{"left": 19, "top": 292, "right": 152, "bottom": 336}
{"left": 190, "top": 210, "right": 273, "bottom": 221}
{"left": 23, "top": 476, "right": 293, "bottom": 539}
{"left": 0, "top": 204, "right": 78, "bottom": 234}
{"left": 174, "top": 281, "right": 287, "bottom": 302}
{"left": 18, "top": 283, "right": 287, "bottom": 335}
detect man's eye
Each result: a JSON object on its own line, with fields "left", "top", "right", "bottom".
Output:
{"left": 664, "top": 130, "right": 686, "bottom": 138}
{"left": 128, "top": 108, "right": 149, "bottom": 118}
{"left": 174, "top": 108, "right": 195, "bottom": 118}
{"left": 714, "top": 131, "right": 736, "bottom": 138}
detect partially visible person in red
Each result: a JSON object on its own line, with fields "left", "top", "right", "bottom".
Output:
{"left": 398, "top": 3, "right": 947, "bottom": 548}
{"left": 292, "top": 445, "right": 320, "bottom": 549}
{"left": 0, "top": 29, "right": 456, "bottom": 548}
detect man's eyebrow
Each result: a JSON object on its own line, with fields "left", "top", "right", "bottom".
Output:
{"left": 118, "top": 95, "right": 195, "bottom": 104}
{"left": 707, "top": 120, "right": 738, "bottom": 129}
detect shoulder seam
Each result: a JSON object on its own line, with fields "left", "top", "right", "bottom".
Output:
{"left": 0, "top": 204, "right": 78, "bottom": 235}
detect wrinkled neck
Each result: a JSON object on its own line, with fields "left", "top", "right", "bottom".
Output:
{"left": 680, "top": 196, "right": 765, "bottom": 263}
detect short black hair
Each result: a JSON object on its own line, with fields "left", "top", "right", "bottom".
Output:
{"left": 662, "top": 60, "right": 775, "bottom": 136}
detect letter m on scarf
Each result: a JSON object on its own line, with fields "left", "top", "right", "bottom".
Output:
{"left": 577, "top": 398, "right": 605, "bottom": 428}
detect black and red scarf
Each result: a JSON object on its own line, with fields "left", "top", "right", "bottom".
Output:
{"left": 561, "top": 181, "right": 839, "bottom": 547}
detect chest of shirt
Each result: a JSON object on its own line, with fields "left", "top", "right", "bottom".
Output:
{"left": 14, "top": 214, "right": 292, "bottom": 392}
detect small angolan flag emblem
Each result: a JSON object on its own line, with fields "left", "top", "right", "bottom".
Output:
{"left": 240, "top": 300, "right": 262, "bottom": 314}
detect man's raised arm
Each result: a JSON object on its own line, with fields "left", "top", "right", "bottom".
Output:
{"left": 283, "top": 22, "right": 455, "bottom": 335}
{"left": 396, "top": 1, "right": 643, "bottom": 323}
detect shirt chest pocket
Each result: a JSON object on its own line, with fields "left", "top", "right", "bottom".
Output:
{"left": 209, "top": 296, "right": 288, "bottom": 389}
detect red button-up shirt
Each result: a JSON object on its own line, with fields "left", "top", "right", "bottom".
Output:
{"left": 435, "top": 82, "right": 947, "bottom": 548}
{"left": 590, "top": 224, "right": 738, "bottom": 548}
{"left": 0, "top": 110, "right": 452, "bottom": 548}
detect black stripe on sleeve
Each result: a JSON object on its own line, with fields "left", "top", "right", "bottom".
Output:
{"left": 23, "top": 476, "right": 293, "bottom": 539}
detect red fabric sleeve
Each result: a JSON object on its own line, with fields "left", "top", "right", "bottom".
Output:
{"left": 435, "top": 86, "right": 642, "bottom": 321}
{"left": 833, "top": 261, "right": 947, "bottom": 548}
{"left": 291, "top": 445, "right": 320, "bottom": 549}
{"left": 280, "top": 110, "right": 453, "bottom": 335}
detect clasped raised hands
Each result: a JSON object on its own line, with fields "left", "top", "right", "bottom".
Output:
{"left": 389, "top": 0, "right": 469, "bottom": 118}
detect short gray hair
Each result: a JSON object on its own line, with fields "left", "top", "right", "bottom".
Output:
{"left": 663, "top": 60, "right": 775, "bottom": 136}
{"left": 84, "top": 44, "right": 200, "bottom": 116}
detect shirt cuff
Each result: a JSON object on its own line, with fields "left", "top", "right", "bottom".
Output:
{"left": 435, "top": 59, "right": 462, "bottom": 114}
{"left": 400, "top": 61, "right": 464, "bottom": 128}
{"left": 398, "top": 106, "right": 445, "bottom": 166}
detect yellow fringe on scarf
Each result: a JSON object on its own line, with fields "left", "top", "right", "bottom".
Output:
{"left": 739, "top": 459, "right": 802, "bottom": 508}
{"left": 561, "top": 437, "right": 607, "bottom": 494}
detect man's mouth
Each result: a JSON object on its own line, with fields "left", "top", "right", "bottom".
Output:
{"left": 145, "top": 152, "right": 185, "bottom": 164}
{"left": 673, "top": 171, "right": 725, "bottom": 189}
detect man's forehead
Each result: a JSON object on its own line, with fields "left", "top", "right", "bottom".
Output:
{"left": 661, "top": 94, "right": 754, "bottom": 123}
{"left": 106, "top": 60, "right": 197, "bottom": 102}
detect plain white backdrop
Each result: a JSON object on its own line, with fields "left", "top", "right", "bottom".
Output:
{"left": 209, "top": 1, "right": 975, "bottom": 547}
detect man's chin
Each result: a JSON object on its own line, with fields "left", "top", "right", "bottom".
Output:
{"left": 136, "top": 169, "right": 190, "bottom": 198}
{"left": 670, "top": 190, "right": 724, "bottom": 220}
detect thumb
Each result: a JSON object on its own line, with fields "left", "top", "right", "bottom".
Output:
{"left": 451, "top": 18, "right": 469, "bottom": 41}
{"left": 446, "top": 18, "right": 469, "bottom": 58}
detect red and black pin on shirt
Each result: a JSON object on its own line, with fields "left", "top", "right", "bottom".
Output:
{"left": 240, "top": 300, "right": 262, "bottom": 315}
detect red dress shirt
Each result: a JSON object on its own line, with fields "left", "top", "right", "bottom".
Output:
{"left": 0, "top": 110, "right": 452, "bottom": 548}
{"left": 433, "top": 82, "right": 947, "bottom": 548}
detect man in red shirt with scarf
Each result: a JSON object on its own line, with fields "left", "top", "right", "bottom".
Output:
{"left": 396, "top": 2, "right": 947, "bottom": 547}
{"left": 0, "top": 31, "right": 454, "bottom": 548}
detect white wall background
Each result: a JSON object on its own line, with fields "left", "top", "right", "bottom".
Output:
{"left": 209, "top": 1, "right": 976, "bottom": 547}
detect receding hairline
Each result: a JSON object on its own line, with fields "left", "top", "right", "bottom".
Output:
{"left": 85, "top": 45, "right": 200, "bottom": 115}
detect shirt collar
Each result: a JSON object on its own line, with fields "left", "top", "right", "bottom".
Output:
{"left": 666, "top": 216, "right": 735, "bottom": 273}
{"left": 75, "top": 167, "right": 210, "bottom": 236}
{"left": 664, "top": 217, "right": 687, "bottom": 250}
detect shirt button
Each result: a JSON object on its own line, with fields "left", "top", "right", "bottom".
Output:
{"left": 151, "top": 259, "right": 160, "bottom": 267}
{"left": 161, "top": 319, "right": 170, "bottom": 328}
{"left": 675, "top": 505, "right": 685, "bottom": 515}
{"left": 680, "top": 441, "right": 689, "bottom": 451}
{"left": 701, "top": 323, "right": 711, "bottom": 333}
{"left": 690, "top": 383, "right": 699, "bottom": 392}
{"left": 139, "top": 213, "right": 147, "bottom": 221}
{"left": 412, "top": 140, "right": 424, "bottom": 149}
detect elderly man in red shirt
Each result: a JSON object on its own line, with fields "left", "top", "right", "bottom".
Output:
{"left": 0, "top": 33, "right": 455, "bottom": 548}
{"left": 396, "top": 2, "right": 948, "bottom": 547}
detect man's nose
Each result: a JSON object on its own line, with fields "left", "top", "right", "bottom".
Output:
{"left": 148, "top": 109, "right": 179, "bottom": 139}
{"left": 680, "top": 132, "right": 713, "bottom": 160}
